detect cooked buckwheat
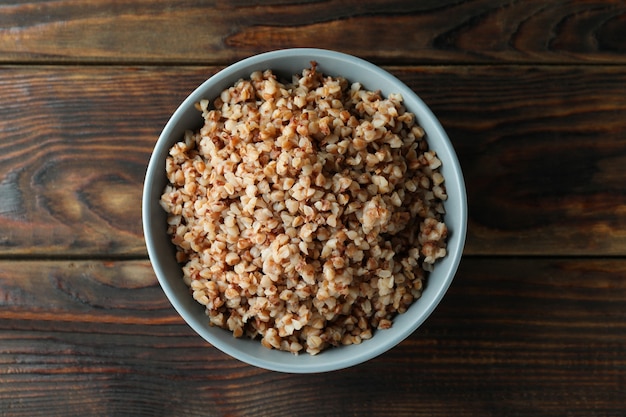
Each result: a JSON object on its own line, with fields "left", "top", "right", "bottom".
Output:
{"left": 161, "top": 63, "right": 448, "bottom": 355}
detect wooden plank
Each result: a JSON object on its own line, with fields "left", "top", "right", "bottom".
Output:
{"left": 0, "top": 0, "right": 624, "bottom": 65}
{"left": 1, "top": 65, "right": 626, "bottom": 256}
{"left": 407, "top": 65, "right": 626, "bottom": 256}
{"left": 1, "top": 258, "right": 624, "bottom": 416}
{"left": 0, "top": 66, "right": 214, "bottom": 257}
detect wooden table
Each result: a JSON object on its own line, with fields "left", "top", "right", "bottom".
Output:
{"left": 1, "top": 1, "right": 625, "bottom": 416}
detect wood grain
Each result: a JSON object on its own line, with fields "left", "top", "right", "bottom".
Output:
{"left": 0, "top": 66, "right": 215, "bottom": 257}
{"left": 1, "top": 258, "right": 624, "bottom": 416}
{"left": 1, "top": 65, "right": 625, "bottom": 257}
{"left": 0, "top": 0, "right": 624, "bottom": 65}
{"left": 406, "top": 65, "right": 626, "bottom": 256}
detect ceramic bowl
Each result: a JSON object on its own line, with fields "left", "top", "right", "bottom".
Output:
{"left": 142, "top": 48, "right": 467, "bottom": 373}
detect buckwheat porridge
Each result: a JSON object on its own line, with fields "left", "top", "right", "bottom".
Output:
{"left": 160, "top": 63, "right": 448, "bottom": 355}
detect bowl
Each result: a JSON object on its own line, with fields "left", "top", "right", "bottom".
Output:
{"left": 142, "top": 48, "right": 467, "bottom": 373}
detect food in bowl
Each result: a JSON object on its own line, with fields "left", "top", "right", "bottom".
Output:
{"left": 159, "top": 63, "right": 448, "bottom": 355}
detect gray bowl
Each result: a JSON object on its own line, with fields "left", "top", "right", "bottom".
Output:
{"left": 142, "top": 48, "right": 467, "bottom": 373}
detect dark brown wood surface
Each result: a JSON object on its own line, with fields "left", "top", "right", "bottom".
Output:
{"left": 1, "top": 0, "right": 625, "bottom": 64}
{"left": 1, "top": 258, "right": 625, "bottom": 416}
{"left": 1, "top": 1, "right": 625, "bottom": 416}
{"left": 2, "top": 65, "right": 625, "bottom": 257}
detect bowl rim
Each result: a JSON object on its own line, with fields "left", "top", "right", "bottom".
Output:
{"left": 143, "top": 48, "right": 467, "bottom": 373}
